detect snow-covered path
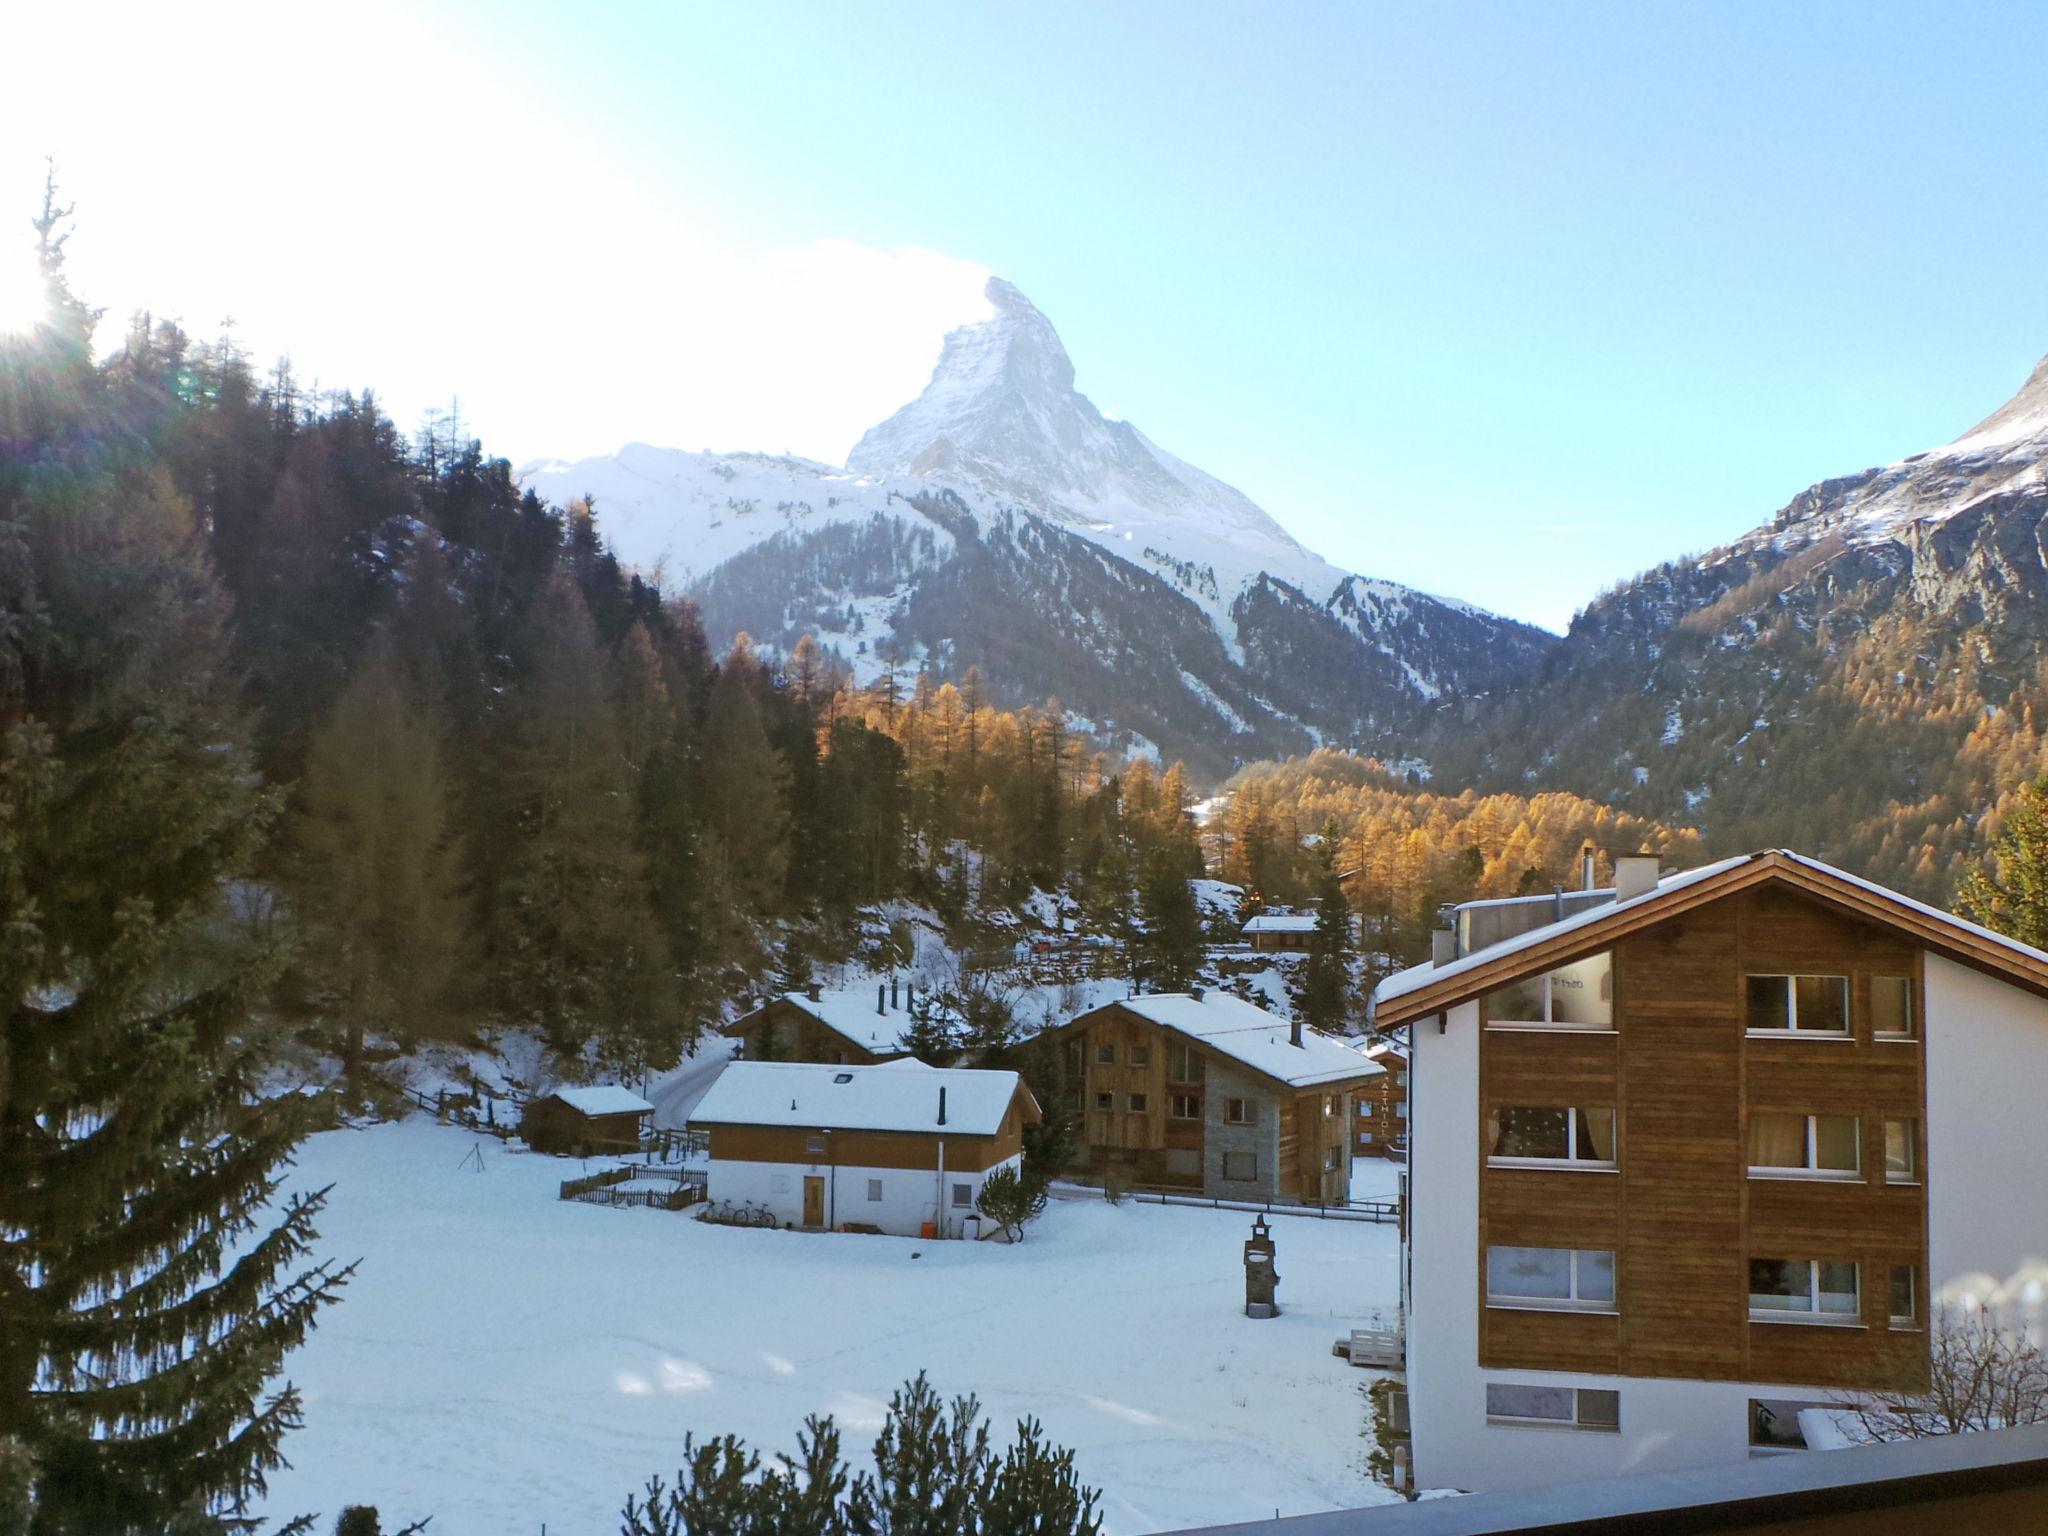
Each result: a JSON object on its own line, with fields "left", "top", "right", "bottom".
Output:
{"left": 259, "top": 1120, "right": 1402, "bottom": 1534}
{"left": 644, "top": 1035, "right": 737, "bottom": 1128}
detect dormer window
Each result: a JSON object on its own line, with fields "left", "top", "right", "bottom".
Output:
{"left": 833, "top": 1073, "right": 854, "bottom": 1084}
{"left": 1482, "top": 953, "right": 1613, "bottom": 1030}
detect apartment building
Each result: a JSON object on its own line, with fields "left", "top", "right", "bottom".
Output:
{"left": 1370, "top": 848, "right": 2048, "bottom": 1494}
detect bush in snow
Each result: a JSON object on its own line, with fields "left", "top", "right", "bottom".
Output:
{"left": 974, "top": 1166, "right": 1048, "bottom": 1242}
{"left": 621, "top": 1374, "right": 1100, "bottom": 1535}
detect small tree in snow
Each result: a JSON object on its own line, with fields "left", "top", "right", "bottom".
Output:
{"left": 975, "top": 1166, "right": 1048, "bottom": 1242}
{"left": 1839, "top": 1306, "right": 2048, "bottom": 1440}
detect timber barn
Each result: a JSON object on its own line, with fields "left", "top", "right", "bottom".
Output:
{"left": 519, "top": 1084, "right": 653, "bottom": 1156}
{"left": 688, "top": 1059, "right": 1040, "bottom": 1238}
{"left": 1043, "top": 991, "right": 1379, "bottom": 1203}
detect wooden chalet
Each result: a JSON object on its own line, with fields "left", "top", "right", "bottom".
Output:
{"left": 519, "top": 1084, "right": 653, "bottom": 1156}
{"left": 1041, "top": 990, "right": 1380, "bottom": 1203}
{"left": 689, "top": 1059, "right": 1040, "bottom": 1238}
{"left": 722, "top": 981, "right": 924, "bottom": 1065}
{"left": 1352, "top": 1040, "right": 1407, "bottom": 1158}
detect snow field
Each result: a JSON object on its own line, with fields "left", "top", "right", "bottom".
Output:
{"left": 258, "top": 1120, "right": 1402, "bottom": 1534}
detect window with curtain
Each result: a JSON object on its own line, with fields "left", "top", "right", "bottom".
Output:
{"left": 1750, "top": 1258, "right": 1859, "bottom": 1321}
{"left": 1486, "top": 1384, "right": 1620, "bottom": 1431}
{"left": 1871, "top": 977, "right": 1914, "bottom": 1037}
{"left": 1483, "top": 953, "right": 1614, "bottom": 1029}
{"left": 1487, "top": 1246, "right": 1616, "bottom": 1309}
{"left": 1748, "top": 1113, "right": 1859, "bottom": 1175}
{"left": 1489, "top": 1106, "right": 1617, "bottom": 1166}
{"left": 1890, "top": 1265, "right": 1918, "bottom": 1326}
{"left": 1885, "top": 1118, "right": 1918, "bottom": 1181}
{"left": 1746, "top": 975, "right": 1851, "bottom": 1033}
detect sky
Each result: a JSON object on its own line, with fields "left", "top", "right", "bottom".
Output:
{"left": 5, "top": 0, "right": 2048, "bottom": 632}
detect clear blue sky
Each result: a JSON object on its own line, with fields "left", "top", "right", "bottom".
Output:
{"left": 14, "top": 1, "right": 2048, "bottom": 631}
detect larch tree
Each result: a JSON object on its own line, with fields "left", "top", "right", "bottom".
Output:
{"left": 1957, "top": 770, "right": 2048, "bottom": 949}
{"left": 292, "top": 630, "right": 470, "bottom": 1084}
{"left": 1299, "top": 831, "right": 1354, "bottom": 1033}
{"left": 0, "top": 189, "right": 348, "bottom": 1526}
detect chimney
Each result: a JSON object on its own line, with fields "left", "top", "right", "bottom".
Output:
{"left": 806, "top": 983, "right": 822, "bottom": 1002}
{"left": 890, "top": 976, "right": 899, "bottom": 1010}
{"left": 1431, "top": 929, "right": 1455, "bottom": 966}
{"left": 1189, "top": 985, "right": 1205, "bottom": 1001}
{"left": 1581, "top": 843, "right": 1598, "bottom": 893}
{"left": 937, "top": 1086, "right": 948, "bottom": 1126}
{"left": 877, "top": 983, "right": 886, "bottom": 1016}
{"left": 1291, "top": 1015, "right": 1303, "bottom": 1048}
{"left": 1615, "top": 852, "right": 1661, "bottom": 902}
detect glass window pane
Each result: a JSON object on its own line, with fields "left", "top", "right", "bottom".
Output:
{"left": 1750, "top": 1258, "right": 1809, "bottom": 1311}
{"left": 1885, "top": 1119, "right": 1917, "bottom": 1178}
{"left": 1548, "top": 953, "right": 1613, "bottom": 1027}
{"left": 1576, "top": 1107, "right": 1617, "bottom": 1162}
{"left": 1491, "top": 1107, "right": 1570, "bottom": 1160}
{"left": 1818, "top": 1262, "right": 1859, "bottom": 1314}
{"left": 1795, "top": 976, "right": 1848, "bottom": 1033}
{"left": 1577, "top": 1249, "right": 1616, "bottom": 1303}
{"left": 1486, "top": 1384, "right": 1573, "bottom": 1421}
{"left": 1813, "top": 1116, "right": 1860, "bottom": 1173}
{"left": 1751, "top": 1398, "right": 1821, "bottom": 1449}
{"left": 1747, "top": 975, "right": 1791, "bottom": 1031}
{"left": 1891, "top": 1265, "right": 1917, "bottom": 1322}
{"left": 1748, "top": 1112, "right": 1807, "bottom": 1168}
{"left": 1576, "top": 1389, "right": 1620, "bottom": 1429}
{"left": 1871, "top": 976, "right": 1913, "bottom": 1036}
{"left": 1488, "top": 1246, "right": 1572, "bottom": 1300}
{"left": 1484, "top": 974, "right": 1546, "bottom": 1024}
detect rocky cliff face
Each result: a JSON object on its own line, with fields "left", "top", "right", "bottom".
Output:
{"left": 1425, "top": 351, "right": 2048, "bottom": 896}
{"left": 523, "top": 277, "right": 1553, "bottom": 778}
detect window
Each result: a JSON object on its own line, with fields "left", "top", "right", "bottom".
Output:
{"left": 1750, "top": 1397, "right": 1833, "bottom": 1451}
{"left": 1890, "top": 1265, "right": 1919, "bottom": 1328}
{"left": 1130, "top": 1044, "right": 1151, "bottom": 1069}
{"left": 1169, "top": 1093, "right": 1201, "bottom": 1120}
{"left": 1324, "top": 1094, "right": 1338, "bottom": 1118}
{"left": 1482, "top": 952, "right": 1613, "bottom": 1029}
{"left": 833, "top": 1071, "right": 854, "bottom": 1083}
{"left": 1487, "top": 1106, "right": 1617, "bottom": 1167}
{"left": 1871, "top": 976, "right": 1915, "bottom": 1038}
{"left": 1093, "top": 1091, "right": 1113, "bottom": 1112}
{"left": 1064, "top": 1040, "right": 1084, "bottom": 1078}
{"left": 1096, "top": 1042, "right": 1116, "bottom": 1065}
{"left": 1324, "top": 1146, "right": 1342, "bottom": 1171}
{"left": 1222, "top": 1151, "right": 1258, "bottom": 1182}
{"left": 951, "top": 1182, "right": 972, "bottom": 1208}
{"left": 1166, "top": 1043, "right": 1205, "bottom": 1084}
{"left": 1127, "top": 1093, "right": 1148, "bottom": 1114}
{"left": 1885, "top": 1119, "right": 1918, "bottom": 1182}
{"left": 1224, "top": 1098, "right": 1253, "bottom": 1125}
{"left": 1487, "top": 1246, "right": 1616, "bottom": 1311}
{"left": 866, "top": 1178, "right": 883, "bottom": 1202}
{"left": 1485, "top": 1384, "right": 1619, "bottom": 1431}
{"left": 1747, "top": 1113, "right": 1860, "bottom": 1178}
{"left": 1746, "top": 975, "right": 1849, "bottom": 1035}
{"left": 1750, "top": 1259, "right": 1859, "bottom": 1322}
{"left": 806, "top": 1134, "right": 827, "bottom": 1155}
{"left": 1164, "top": 1147, "right": 1200, "bottom": 1177}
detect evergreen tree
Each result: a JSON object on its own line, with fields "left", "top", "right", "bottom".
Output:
{"left": 0, "top": 195, "right": 349, "bottom": 1526}
{"left": 1300, "top": 830, "right": 1354, "bottom": 1033}
{"left": 1958, "top": 770, "right": 2048, "bottom": 948}
{"left": 292, "top": 631, "right": 470, "bottom": 1082}
{"left": 1134, "top": 852, "right": 1203, "bottom": 992}
{"left": 698, "top": 643, "right": 791, "bottom": 929}
{"left": 973, "top": 1165, "right": 1047, "bottom": 1243}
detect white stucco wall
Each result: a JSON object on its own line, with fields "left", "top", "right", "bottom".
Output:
{"left": 1924, "top": 952, "right": 2048, "bottom": 1309}
{"left": 706, "top": 1153, "right": 1019, "bottom": 1239}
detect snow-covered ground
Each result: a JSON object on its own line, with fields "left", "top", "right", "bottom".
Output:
{"left": 259, "top": 1120, "right": 1402, "bottom": 1534}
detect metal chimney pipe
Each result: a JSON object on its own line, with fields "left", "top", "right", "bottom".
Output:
{"left": 1581, "top": 845, "right": 1597, "bottom": 893}
{"left": 938, "top": 1086, "right": 948, "bottom": 1126}
{"left": 1291, "top": 1016, "right": 1304, "bottom": 1048}
{"left": 877, "top": 983, "right": 886, "bottom": 1016}
{"left": 891, "top": 976, "right": 899, "bottom": 1010}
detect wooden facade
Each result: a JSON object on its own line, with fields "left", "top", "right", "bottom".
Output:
{"left": 1042, "top": 1001, "right": 1372, "bottom": 1203}
{"left": 519, "top": 1095, "right": 649, "bottom": 1156}
{"left": 724, "top": 996, "right": 900, "bottom": 1065}
{"left": 1354, "top": 1052, "right": 1407, "bottom": 1157}
{"left": 1474, "top": 883, "right": 1929, "bottom": 1392}
{"left": 704, "top": 1103, "right": 1029, "bottom": 1175}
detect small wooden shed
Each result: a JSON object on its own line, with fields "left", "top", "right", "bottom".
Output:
{"left": 520, "top": 1084, "right": 653, "bottom": 1156}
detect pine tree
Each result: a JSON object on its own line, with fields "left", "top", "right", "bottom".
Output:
{"left": 1134, "top": 852, "right": 1203, "bottom": 993}
{"left": 1300, "top": 831, "right": 1354, "bottom": 1033}
{"left": 698, "top": 647, "right": 791, "bottom": 925}
{"left": 292, "top": 631, "right": 470, "bottom": 1082}
{"left": 0, "top": 197, "right": 349, "bottom": 1525}
{"left": 1958, "top": 770, "right": 2048, "bottom": 948}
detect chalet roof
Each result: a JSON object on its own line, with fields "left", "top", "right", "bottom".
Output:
{"left": 1090, "top": 992, "right": 1380, "bottom": 1090}
{"left": 545, "top": 1085, "right": 654, "bottom": 1117}
{"left": 1370, "top": 848, "right": 2048, "bottom": 1030}
{"left": 689, "top": 1061, "right": 1033, "bottom": 1137}
{"left": 726, "top": 988, "right": 920, "bottom": 1056}
{"left": 1242, "top": 913, "right": 1318, "bottom": 934}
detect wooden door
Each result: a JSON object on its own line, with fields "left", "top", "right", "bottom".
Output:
{"left": 802, "top": 1175, "right": 825, "bottom": 1227}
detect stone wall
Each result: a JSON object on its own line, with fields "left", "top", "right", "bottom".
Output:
{"left": 1202, "top": 1058, "right": 1280, "bottom": 1200}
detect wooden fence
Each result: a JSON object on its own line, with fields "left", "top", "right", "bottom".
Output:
{"left": 559, "top": 1164, "right": 706, "bottom": 1212}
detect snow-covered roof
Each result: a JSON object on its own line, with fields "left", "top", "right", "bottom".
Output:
{"left": 731, "top": 988, "right": 922, "bottom": 1055}
{"left": 1103, "top": 992, "right": 1380, "bottom": 1089}
{"left": 1371, "top": 848, "right": 2048, "bottom": 1025}
{"left": 545, "top": 1085, "right": 653, "bottom": 1117}
{"left": 689, "top": 1061, "right": 1029, "bottom": 1137}
{"left": 1243, "top": 914, "right": 1317, "bottom": 933}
